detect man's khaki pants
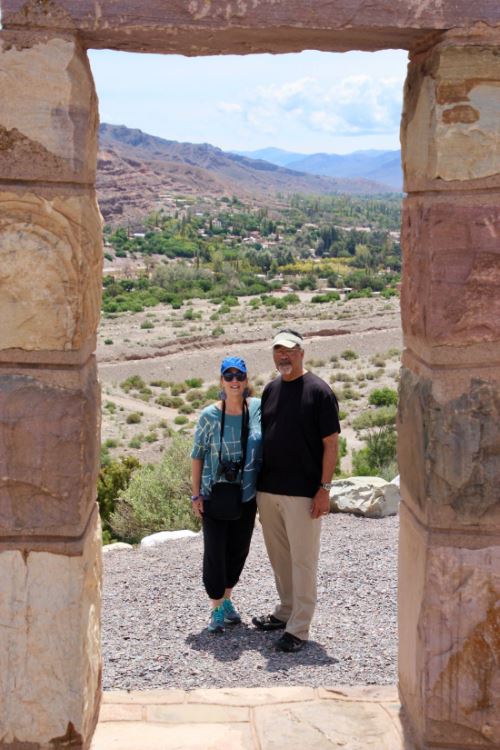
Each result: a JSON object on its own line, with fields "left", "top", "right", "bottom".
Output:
{"left": 257, "top": 491, "right": 321, "bottom": 641}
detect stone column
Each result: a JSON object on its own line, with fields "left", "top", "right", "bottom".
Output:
{"left": 398, "top": 29, "right": 500, "bottom": 749}
{"left": 0, "top": 32, "right": 102, "bottom": 749}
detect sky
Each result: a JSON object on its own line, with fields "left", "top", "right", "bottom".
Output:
{"left": 89, "top": 49, "right": 409, "bottom": 156}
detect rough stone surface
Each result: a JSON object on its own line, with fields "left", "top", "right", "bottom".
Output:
{"left": 398, "top": 367, "right": 500, "bottom": 531}
{"left": 2, "top": 1, "right": 500, "bottom": 54}
{"left": 402, "top": 43, "right": 500, "bottom": 190}
{"left": 0, "top": 362, "right": 100, "bottom": 538}
{"left": 0, "top": 509, "right": 102, "bottom": 747}
{"left": 329, "top": 477, "right": 400, "bottom": 518}
{"left": 92, "top": 687, "right": 405, "bottom": 750}
{"left": 0, "top": 32, "right": 98, "bottom": 183}
{"left": 400, "top": 195, "right": 500, "bottom": 350}
{"left": 0, "top": 188, "right": 103, "bottom": 352}
{"left": 398, "top": 506, "right": 500, "bottom": 749}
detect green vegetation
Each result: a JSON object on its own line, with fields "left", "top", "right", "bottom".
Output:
{"left": 352, "top": 425, "right": 397, "bottom": 480}
{"left": 97, "top": 456, "right": 141, "bottom": 544}
{"left": 110, "top": 434, "right": 199, "bottom": 543}
{"left": 368, "top": 387, "right": 398, "bottom": 407}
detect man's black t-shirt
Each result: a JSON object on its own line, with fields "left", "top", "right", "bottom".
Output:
{"left": 258, "top": 371, "right": 341, "bottom": 498}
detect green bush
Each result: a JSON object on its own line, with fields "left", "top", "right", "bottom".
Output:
{"left": 341, "top": 349, "right": 358, "bottom": 360}
{"left": 352, "top": 425, "right": 397, "bottom": 476}
{"left": 110, "top": 434, "right": 199, "bottom": 542}
{"left": 368, "top": 387, "right": 398, "bottom": 407}
{"left": 335, "top": 435, "right": 347, "bottom": 476}
{"left": 97, "top": 456, "right": 141, "bottom": 542}
{"left": 104, "top": 338, "right": 113, "bottom": 345}
{"left": 174, "top": 415, "right": 189, "bottom": 425}
{"left": 212, "top": 326, "right": 225, "bottom": 337}
{"left": 140, "top": 320, "right": 154, "bottom": 329}
{"left": 352, "top": 405, "right": 397, "bottom": 431}
{"left": 129, "top": 436, "right": 142, "bottom": 449}
{"left": 186, "top": 378, "right": 203, "bottom": 388}
{"left": 121, "top": 375, "right": 146, "bottom": 393}
{"left": 126, "top": 412, "right": 142, "bottom": 424}
{"left": 156, "top": 394, "right": 184, "bottom": 409}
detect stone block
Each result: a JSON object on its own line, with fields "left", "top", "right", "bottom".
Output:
{"left": 398, "top": 506, "right": 500, "bottom": 749}
{"left": 400, "top": 195, "right": 500, "bottom": 350}
{"left": 0, "top": 187, "right": 102, "bottom": 352}
{"left": 0, "top": 362, "right": 100, "bottom": 538}
{"left": 254, "top": 699, "right": 402, "bottom": 750}
{"left": 0, "top": 508, "right": 102, "bottom": 748}
{"left": 398, "top": 367, "right": 500, "bottom": 531}
{"left": 402, "top": 43, "right": 500, "bottom": 190}
{"left": 0, "top": 31, "right": 98, "bottom": 183}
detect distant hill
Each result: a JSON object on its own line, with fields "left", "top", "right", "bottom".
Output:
{"left": 97, "top": 124, "right": 395, "bottom": 224}
{"left": 239, "top": 147, "right": 403, "bottom": 191}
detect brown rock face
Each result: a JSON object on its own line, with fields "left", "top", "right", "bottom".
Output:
{"left": 0, "top": 362, "right": 100, "bottom": 538}
{"left": 0, "top": 187, "right": 103, "bottom": 352}
{"left": 398, "top": 507, "right": 500, "bottom": 749}
{"left": 400, "top": 195, "right": 500, "bottom": 351}
{"left": 402, "top": 43, "right": 500, "bottom": 191}
{"left": 0, "top": 32, "right": 98, "bottom": 184}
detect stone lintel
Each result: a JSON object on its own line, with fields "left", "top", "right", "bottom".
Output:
{"left": 398, "top": 365, "right": 500, "bottom": 532}
{"left": 400, "top": 194, "right": 500, "bottom": 350}
{"left": 0, "top": 335, "right": 97, "bottom": 368}
{"left": 398, "top": 503, "right": 500, "bottom": 749}
{"left": 402, "top": 37, "right": 500, "bottom": 191}
{"left": 2, "top": 0, "right": 499, "bottom": 53}
{"left": 0, "top": 31, "right": 98, "bottom": 185}
{"left": 0, "top": 186, "right": 103, "bottom": 353}
{"left": 0, "top": 360, "right": 101, "bottom": 539}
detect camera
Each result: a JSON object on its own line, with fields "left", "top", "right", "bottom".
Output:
{"left": 218, "top": 459, "right": 242, "bottom": 482}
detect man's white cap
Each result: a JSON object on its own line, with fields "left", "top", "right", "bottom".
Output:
{"left": 272, "top": 331, "right": 304, "bottom": 349}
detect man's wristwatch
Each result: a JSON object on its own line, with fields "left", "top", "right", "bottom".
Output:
{"left": 319, "top": 482, "right": 333, "bottom": 491}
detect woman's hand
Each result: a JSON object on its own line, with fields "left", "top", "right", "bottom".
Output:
{"left": 192, "top": 497, "right": 204, "bottom": 519}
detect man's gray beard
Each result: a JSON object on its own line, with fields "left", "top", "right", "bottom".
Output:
{"left": 277, "top": 364, "right": 293, "bottom": 376}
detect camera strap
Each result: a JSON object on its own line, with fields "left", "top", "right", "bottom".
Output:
{"left": 218, "top": 399, "right": 249, "bottom": 481}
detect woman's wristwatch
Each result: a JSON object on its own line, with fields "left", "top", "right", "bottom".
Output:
{"left": 191, "top": 494, "right": 201, "bottom": 502}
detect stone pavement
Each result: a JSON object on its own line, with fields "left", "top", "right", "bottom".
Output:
{"left": 92, "top": 685, "right": 416, "bottom": 749}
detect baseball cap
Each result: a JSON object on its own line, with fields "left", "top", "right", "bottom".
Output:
{"left": 220, "top": 356, "right": 247, "bottom": 374}
{"left": 272, "top": 330, "right": 304, "bottom": 349}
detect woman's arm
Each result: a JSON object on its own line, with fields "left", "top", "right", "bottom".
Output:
{"left": 191, "top": 457, "right": 204, "bottom": 518}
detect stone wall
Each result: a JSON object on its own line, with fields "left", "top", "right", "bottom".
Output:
{"left": 0, "top": 31, "right": 103, "bottom": 750}
{"left": 398, "top": 31, "right": 500, "bottom": 750}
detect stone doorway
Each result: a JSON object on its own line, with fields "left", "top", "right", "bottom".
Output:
{"left": 0, "top": 3, "right": 499, "bottom": 748}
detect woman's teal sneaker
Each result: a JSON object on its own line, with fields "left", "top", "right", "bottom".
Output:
{"left": 223, "top": 598, "right": 241, "bottom": 625}
{"left": 208, "top": 605, "right": 225, "bottom": 633}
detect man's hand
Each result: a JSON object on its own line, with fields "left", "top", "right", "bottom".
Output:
{"left": 311, "top": 487, "right": 330, "bottom": 519}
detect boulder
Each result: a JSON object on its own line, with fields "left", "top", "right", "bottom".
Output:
{"left": 102, "top": 542, "right": 133, "bottom": 553}
{"left": 329, "top": 477, "right": 400, "bottom": 518}
{"left": 140, "top": 530, "right": 199, "bottom": 548}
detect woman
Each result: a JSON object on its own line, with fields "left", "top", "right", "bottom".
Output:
{"left": 191, "top": 356, "right": 261, "bottom": 633}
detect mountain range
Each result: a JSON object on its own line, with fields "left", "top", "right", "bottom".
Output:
{"left": 97, "top": 124, "right": 401, "bottom": 224}
{"left": 235, "top": 148, "right": 403, "bottom": 191}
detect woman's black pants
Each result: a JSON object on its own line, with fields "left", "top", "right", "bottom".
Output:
{"left": 202, "top": 497, "right": 257, "bottom": 600}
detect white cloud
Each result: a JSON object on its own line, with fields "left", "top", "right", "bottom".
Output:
{"left": 217, "top": 102, "right": 243, "bottom": 114}
{"left": 223, "top": 71, "right": 404, "bottom": 139}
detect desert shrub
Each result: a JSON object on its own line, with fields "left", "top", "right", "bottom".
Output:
{"left": 311, "top": 292, "right": 340, "bottom": 304}
{"left": 150, "top": 379, "right": 170, "bottom": 388}
{"left": 178, "top": 403, "right": 194, "bottom": 415}
{"left": 174, "top": 415, "right": 189, "bottom": 425}
{"left": 282, "top": 293, "right": 300, "bottom": 304}
{"left": 352, "top": 425, "right": 397, "bottom": 476}
{"left": 204, "top": 385, "right": 220, "bottom": 401}
{"left": 156, "top": 394, "right": 184, "bottom": 409}
{"left": 104, "top": 338, "right": 113, "bottom": 345}
{"left": 103, "top": 438, "right": 119, "bottom": 449}
{"left": 97, "top": 456, "right": 141, "bottom": 543}
{"left": 185, "top": 389, "right": 204, "bottom": 403}
{"left": 370, "top": 354, "right": 386, "bottom": 368}
{"left": 104, "top": 401, "right": 116, "bottom": 413}
{"left": 330, "top": 371, "right": 353, "bottom": 383}
{"left": 170, "top": 383, "right": 188, "bottom": 396}
{"left": 186, "top": 377, "right": 203, "bottom": 388}
{"left": 335, "top": 435, "right": 347, "bottom": 476}
{"left": 341, "top": 349, "right": 358, "bottom": 360}
{"left": 369, "top": 387, "right": 398, "bottom": 407}
{"left": 140, "top": 320, "right": 154, "bottom": 329}
{"left": 126, "top": 412, "right": 142, "bottom": 424}
{"left": 128, "top": 436, "right": 142, "bottom": 449}
{"left": 144, "top": 432, "right": 158, "bottom": 443}
{"left": 340, "top": 387, "right": 361, "bottom": 400}
{"left": 110, "top": 434, "right": 199, "bottom": 543}
{"left": 352, "top": 405, "right": 397, "bottom": 431}
{"left": 212, "top": 326, "right": 225, "bottom": 337}
{"left": 120, "top": 375, "right": 148, "bottom": 393}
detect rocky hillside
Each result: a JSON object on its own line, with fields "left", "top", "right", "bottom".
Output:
{"left": 97, "top": 124, "right": 394, "bottom": 224}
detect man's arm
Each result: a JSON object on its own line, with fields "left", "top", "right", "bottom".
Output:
{"left": 310, "top": 433, "right": 338, "bottom": 519}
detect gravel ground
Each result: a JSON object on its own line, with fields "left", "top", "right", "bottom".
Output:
{"left": 102, "top": 513, "right": 398, "bottom": 690}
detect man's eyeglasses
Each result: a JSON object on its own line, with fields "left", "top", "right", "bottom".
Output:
{"left": 222, "top": 372, "right": 246, "bottom": 382}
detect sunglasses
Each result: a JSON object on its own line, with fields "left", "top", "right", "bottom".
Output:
{"left": 222, "top": 372, "right": 246, "bottom": 382}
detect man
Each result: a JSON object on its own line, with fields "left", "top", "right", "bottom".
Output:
{"left": 253, "top": 329, "right": 340, "bottom": 652}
